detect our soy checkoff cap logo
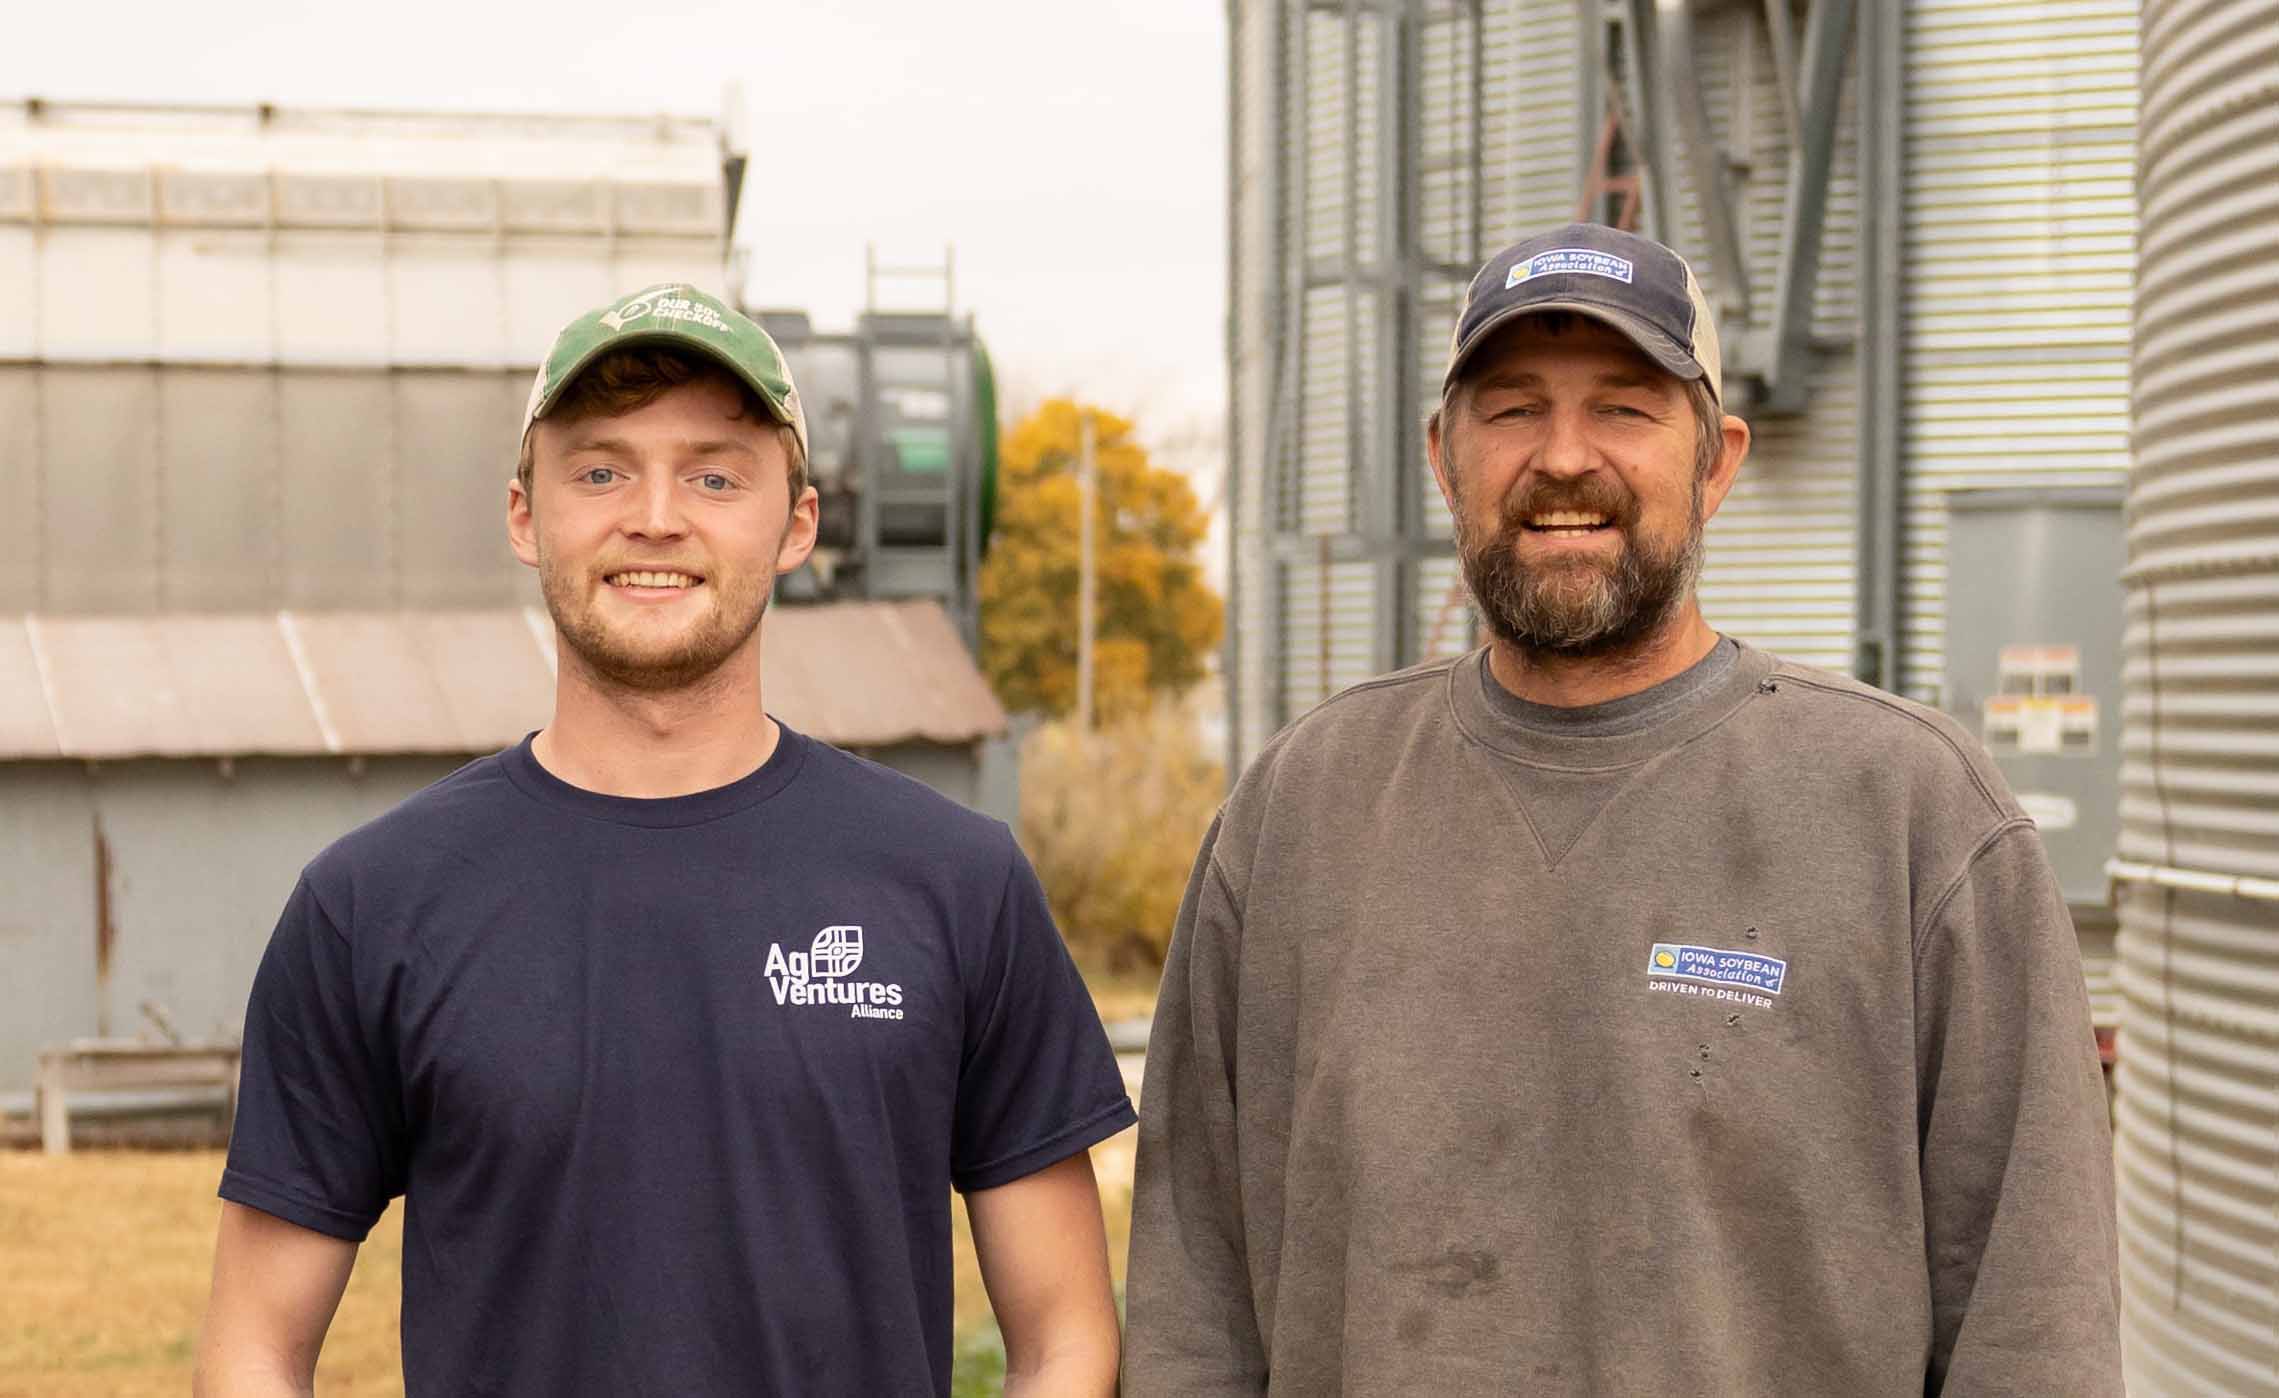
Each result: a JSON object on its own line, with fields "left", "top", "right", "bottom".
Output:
{"left": 1507, "top": 247, "right": 1635, "bottom": 288}
{"left": 598, "top": 284, "right": 734, "bottom": 334}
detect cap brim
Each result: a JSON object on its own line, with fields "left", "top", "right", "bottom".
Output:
{"left": 527, "top": 326, "right": 797, "bottom": 435}
{"left": 1443, "top": 298, "right": 1706, "bottom": 395}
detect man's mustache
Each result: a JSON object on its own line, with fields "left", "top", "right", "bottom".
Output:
{"left": 1494, "top": 476, "right": 1640, "bottom": 533}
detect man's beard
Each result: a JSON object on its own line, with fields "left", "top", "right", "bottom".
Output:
{"left": 1453, "top": 470, "right": 1705, "bottom": 660}
{"left": 539, "top": 545, "right": 774, "bottom": 694}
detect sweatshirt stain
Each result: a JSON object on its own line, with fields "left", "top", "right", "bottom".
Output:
{"left": 1392, "top": 1248, "right": 1502, "bottom": 1299}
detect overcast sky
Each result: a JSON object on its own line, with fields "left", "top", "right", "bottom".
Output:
{"left": 5, "top": 0, "right": 1228, "bottom": 478}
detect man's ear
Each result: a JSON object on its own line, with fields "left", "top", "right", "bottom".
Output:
{"left": 507, "top": 475, "right": 539, "bottom": 569}
{"left": 775, "top": 484, "right": 821, "bottom": 577}
{"left": 1427, "top": 407, "right": 1458, "bottom": 516}
{"left": 1696, "top": 413, "right": 1752, "bottom": 526}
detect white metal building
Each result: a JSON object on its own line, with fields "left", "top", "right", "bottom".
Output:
{"left": 0, "top": 101, "right": 1007, "bottom": 1109}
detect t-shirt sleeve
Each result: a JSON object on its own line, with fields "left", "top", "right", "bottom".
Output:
{"left": 949, "top": 840, "right": 1136, "bottom": 1193}
{"left": 219, "top": 876, "right": 407, "bottom": 1241}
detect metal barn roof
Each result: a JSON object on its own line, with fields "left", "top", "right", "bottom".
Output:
{"left": 0, "top": 601, "right": 1004, "bottom": 759}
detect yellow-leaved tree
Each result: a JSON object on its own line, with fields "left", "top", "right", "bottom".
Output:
{"left": 979, "top": 398, "right": 1222, "bottom": 722}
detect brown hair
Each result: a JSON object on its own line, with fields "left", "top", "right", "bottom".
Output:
{"left": 517, "top": 345, "right": 807, "bottom": 502}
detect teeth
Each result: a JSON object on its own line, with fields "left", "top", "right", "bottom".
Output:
{"left": 609, "top": 571, "right": 699, "bottom": 588}
{"left": 1529, "top": 511, "right": 1608, "bottom": 529}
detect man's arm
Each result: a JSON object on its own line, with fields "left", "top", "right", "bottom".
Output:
{"left": 1915, "top": 820, "right": 2123, "bottom": 1394}
{"left": 193, "top": 1202, "right": 359, "bottom": 1397}
{"left": 1122, "top": 817, "right": 1268, "bottom": 1395}
{"left": 967, "top": 1151, "right": 1120, "bottom": 1398}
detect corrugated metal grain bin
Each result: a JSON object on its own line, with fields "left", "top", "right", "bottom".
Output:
{"left": 2114, "top": 0, "right": 2279, "bottom": 1389}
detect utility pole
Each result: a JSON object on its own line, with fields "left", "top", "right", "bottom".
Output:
{"left": 1076, "top": 409, "right": 1097, "bottom": 731}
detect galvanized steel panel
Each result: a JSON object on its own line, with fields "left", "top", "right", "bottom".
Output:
{"left": 406, "top": 610, "right": 557, "bottom": 751}
{"left": 161, "top": 369, "right": 283, "bottom": 611}
{"left": 1478, "top": 1, "right": 1584, "bottom": 241}
{"left": 0, "top": 758, "right": 465, "bottom": 1097}
{"left": 762, "top": 600, "right": 1008, "bottom": 748}
{"left": 1227, "top": 0, "right": 1281, "bottom": 765}
{"left": 41, "top": 367, "right": 161, "bottom": 613}
{"left": 29, "top": 615, "right": 327, "bottom": 758}
{"left": 1702, "top": 364, "right": 1860, "bottom": 672}
{"left": 293, "top": 611, "right": 514, "bottom": 754}
{"left": 1901, "top": 0, "right": 2139, "bottom": 702}
{"left": 1656, "top": 6, "right": 1861, "bottom": 675}
{"left": 0, "top": 602, "right": 999, "bottom": 760}
{"left": 35, "top": 616, "right": 197, "bottom": 758}
{"left": 271, "top": 232, "right": 395, "bottom": 365}
{"left": 0, "top": 226, "right": 35, "bottom": 358}
{"left": 0, "top": 366, "right": 35, "bottom": 608}
{"left": 0, "top": 768, "right": 99, "bottom": 1085}
{"left": 156, "top": 616, "right": 328, "bottom": 756}
{"left": 2118, "top": 0, "right": 2279, "bottom": 1387}
{"left": 1414, "top": 554, "right": 1475, "bottom": 663}
{"left": 156, "top": 229, "right": 274, "bottom": 363}
{"left": 32, "top": 227, "right": 155, "bottom": 360}
{"left": 7, "top": 103, "right": 728, "bottom": 371}
{"left": 393, "top": 372, "right": 534, "bottom": 608}
{"left": 388, "top": 243, "right": 512, "bottom": 366}
{"left": 1278, "top": 557, "right": 1381, "bottom": 714}
{"left": 0, "top": 621, "right": 62, "bottom": 756}
{"left": 278, "top": 371, "right": 405, "bottom": 608}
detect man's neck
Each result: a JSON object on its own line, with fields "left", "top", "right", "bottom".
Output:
{"left": 1485, "top": 603, "right": 1722, "bottom": 709}
{"left": 531, "top": 640, "right": 779, "bottom": 799}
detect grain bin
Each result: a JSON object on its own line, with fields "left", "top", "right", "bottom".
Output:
{"left": 2114, "top": 1, "right": 2279, "bottom": 1389}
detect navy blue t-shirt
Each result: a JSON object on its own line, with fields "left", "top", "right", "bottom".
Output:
{"left": 220, "top": 726, "right": 1135, "bottom": 1396}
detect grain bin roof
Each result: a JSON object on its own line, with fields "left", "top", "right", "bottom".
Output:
{"left": 0, "top": 601, "right": 1004, "bottom": 759}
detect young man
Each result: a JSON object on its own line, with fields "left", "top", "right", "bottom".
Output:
{"left": 197, "top": 285, "right": 1134, "bottom": 1396}
{"left": 1123, "top": 225, "right": 2122, "bottom": 1394}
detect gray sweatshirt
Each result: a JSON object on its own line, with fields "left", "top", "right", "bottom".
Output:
{"left": 1124, "top": 642, "right": 2121, "bottom": 1396}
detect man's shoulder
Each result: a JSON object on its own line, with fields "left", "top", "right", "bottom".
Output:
{"left": 300, "top": 750, "right": 519, "bottom": 908}
{"left": 1744, "top": 648, "right": 2020, "bottom": 824}
{"left": 1215, "top": 654, "right": 1464, "bottom": 838}
{"left": 796, "top": 735, "right": 1016, "bottom": 862}
{"left": 1258, "top": 654, "right": 1462, "bottom": 765}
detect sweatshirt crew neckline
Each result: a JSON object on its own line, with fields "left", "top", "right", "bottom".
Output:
{"left": 1446, "top": 637, "right": 1777, "bottom": 771}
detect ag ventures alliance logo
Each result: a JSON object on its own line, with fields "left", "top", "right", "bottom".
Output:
{"left": 766, "top": 925, "right": 905, "bottom": 1021}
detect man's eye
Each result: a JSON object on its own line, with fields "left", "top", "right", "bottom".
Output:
{"left": 699, "top": 473, "right": 732, "bottom": 492}
{"left": 582, "top": 467, "right": 617, "bottom": 485}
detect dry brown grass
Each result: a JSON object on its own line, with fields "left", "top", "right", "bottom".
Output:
{"left": 0, "top": 1090, "right": 1141, "bottom": 1395}
{"left": 0, "top": 1151, "right": 401, "bottom": 1396}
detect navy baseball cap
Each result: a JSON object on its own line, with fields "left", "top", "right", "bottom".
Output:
{"left": 1442, "top": 223, "right": 1723, "bottom": 403}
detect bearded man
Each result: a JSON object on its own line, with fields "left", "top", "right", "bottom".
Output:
{"left": 1122, "top": 225, "right": 2121, "bottom": 1395}
{"left": 196, "top": 286, "right": 1133, "bottom": 1396}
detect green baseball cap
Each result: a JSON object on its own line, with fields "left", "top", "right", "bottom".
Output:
{"left": 521, "top": 282, "right": 808, "bottom": 459}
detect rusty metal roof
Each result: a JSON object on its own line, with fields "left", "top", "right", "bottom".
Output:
{"left": 0, "top": 602, "right": 1003, "bottom": 760}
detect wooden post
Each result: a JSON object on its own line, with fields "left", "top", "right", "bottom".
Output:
{"left": 38, "top": 1052, "right": 69, "bottom": 1156}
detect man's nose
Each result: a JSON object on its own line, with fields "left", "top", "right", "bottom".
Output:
{"left": 1537, "top": 404, "right": 1595, "bottom": 478}
{"left": 625, "top": 470, "right": 688, "bottom": 538}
